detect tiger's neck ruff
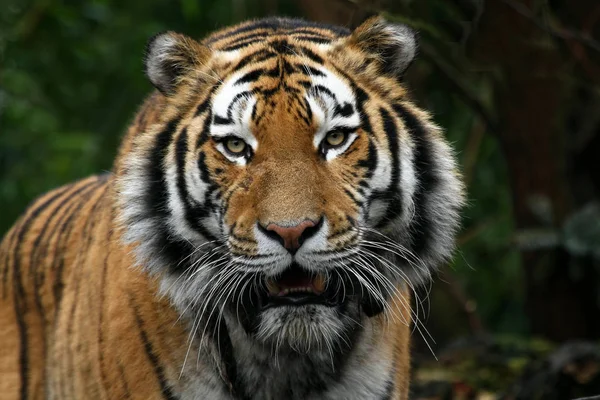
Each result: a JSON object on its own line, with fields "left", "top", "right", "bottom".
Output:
{"left": 0, "top": 16, "right": 463, "bottom": 400}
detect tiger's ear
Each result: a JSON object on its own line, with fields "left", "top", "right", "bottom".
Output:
{"left": 346, "top": 16, "right": 417, "bottom": 77}
{"left": 144, "top": 32, "right": 210, "bottom": 95}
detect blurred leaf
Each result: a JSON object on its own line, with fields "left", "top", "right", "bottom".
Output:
{"left": 563, "top": 203, "right": 600, "bottom": 259}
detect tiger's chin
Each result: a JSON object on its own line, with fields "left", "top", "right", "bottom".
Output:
{"left": 235, "top": 264, "right": 364, "bottom": 355}
{"left": 253, "top": 303, "right": 359, "bottom": 354}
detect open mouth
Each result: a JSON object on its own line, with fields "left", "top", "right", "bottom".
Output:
{"left": 263, "top": 264, "right": 341, "bottom": 308}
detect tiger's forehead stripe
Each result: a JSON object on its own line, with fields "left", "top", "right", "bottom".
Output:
{"left": 204, "top": 18, "right": 347, "bottom": 51}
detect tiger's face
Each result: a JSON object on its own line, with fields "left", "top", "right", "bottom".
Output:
{"left": 118, "top": 17, "right": 464, "bottom": 354}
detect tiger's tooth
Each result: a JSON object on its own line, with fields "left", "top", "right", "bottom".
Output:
{"left": 266, "top": 279, "right": 279, "bottom": 296}
{"left": 313, "top": 273, "right": 326, "bottom": 293}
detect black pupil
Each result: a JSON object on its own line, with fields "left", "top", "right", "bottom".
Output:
{"left": 330, "top": 133, "right": 342, "bottom": 143}
{"left": 230, "top": 139, "right": 242, "bottom": 151}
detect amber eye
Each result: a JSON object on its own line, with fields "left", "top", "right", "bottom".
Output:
{"left": 325, "top": 131, "right": 346, "bottom": 147}
{"left": 225, "top": 137, "right": 247, "bottom": 155}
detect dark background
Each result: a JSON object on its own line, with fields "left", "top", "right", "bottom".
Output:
{"left": 1, "top": 0, "right": 599, "bottom": 397}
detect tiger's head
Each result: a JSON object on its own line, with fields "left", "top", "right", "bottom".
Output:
{"left": 117, "top": 17, "right": 464, "bottom": 354}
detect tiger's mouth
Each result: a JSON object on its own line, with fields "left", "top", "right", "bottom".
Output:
{"left": 262, "top": 264, "right": 342, "bottom": 308}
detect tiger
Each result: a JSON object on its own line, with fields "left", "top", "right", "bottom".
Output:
{"left": 0, "top": 16, "right": 464, "bottom": 400}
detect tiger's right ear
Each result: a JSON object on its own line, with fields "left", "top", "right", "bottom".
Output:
{"left": 344, "top": 16, "right": 417, "bottom": 78}
{"left": 144, "top": 32, "right": 211, "bottom": 95}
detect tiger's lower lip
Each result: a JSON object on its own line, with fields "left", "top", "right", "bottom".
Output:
{"left": 265, "top": 272, "right": 326, "bottom": 297}
{"left": 260, "top": 265, "right": 344, "bottom": 309}
{"left": 262, "top": 293, "right": 335, "bottom": 308}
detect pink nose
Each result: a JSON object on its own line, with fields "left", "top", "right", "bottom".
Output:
{"left": 264, "top": 220, "right": 320, "bottom": 254}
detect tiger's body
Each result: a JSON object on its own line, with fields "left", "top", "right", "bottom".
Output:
{"left": 0, "top": 17, "right": 464, "bottom": 400}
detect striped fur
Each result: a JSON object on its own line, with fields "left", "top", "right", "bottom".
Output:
{"left": 0, "top": 17, "right": 464, "bottom": 399}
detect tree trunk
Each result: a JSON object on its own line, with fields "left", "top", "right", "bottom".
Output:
{"left": 471, "top": 0, "right": 600, "bottom": 341}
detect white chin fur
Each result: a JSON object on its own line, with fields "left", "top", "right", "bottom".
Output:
{"left": 254, "top": 305, "right": 351, "bottom": 354}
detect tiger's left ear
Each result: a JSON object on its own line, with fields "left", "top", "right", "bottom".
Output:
{"left": 144, "top": 31, "right": 211, "bottom": 95}
{"left": 345, "top": 16, "right": 417, "bottom": 77}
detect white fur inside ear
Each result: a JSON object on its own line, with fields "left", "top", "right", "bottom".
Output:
{"left": 145, "top": 33, "right": 180, "bottom": 93}
{"left": 384, "top": 23, "right": 416, "bottom": 74}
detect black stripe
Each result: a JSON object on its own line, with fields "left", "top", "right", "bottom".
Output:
{"left": 0, "top": 227, "right": 19, "bottom": 299}
{"left": 175, "top": 128, "right": 190, "bottom": 211}
{"left": 300, "top": 65, "right": 325, "bottom": 77}
{"left": 334, "top": 102, "right": 354, "bottom": 118}
{"left": 229, "top": 229, "right": 257, "bottom": 245}
{"left": 356, "top": 138, "right": 378, "bottom": 180}
{"left": 129, "top": 294, "right": 178, "bottom": 400}
{"left": 221, "top": 39, "right": 261, "bottom": 52}
{"left": 375, "top": 107, "right": 403, "bottom": 228}
{"left": 327, "top": 227, "right": 353, "bottom": 241}
{"left": 327, "top": 126, "right": 357, "bottom": 135}
{"left": 380, "top": 378, "right": 395, "bottom": 400}
{"left": 250, "top": 101, "right": 258, "bottom": 122}
{"left": 118, "top": 361, "right": 133, "bottom": 399}
{"left": 194, "top": 86, "right": 218, "bottom": 117}
{"left": 231, "top": 50, "right": 277, "bottom": 72}
{"left": 355, "top": 87, "right": 373, "bottom": 134}
{"left": 145, "top": 118, "right": 200, "bottom": 274}
{"left": 221, "top": 32, "right": 268, "bottom": 48}
{"left": 297, "top": 80, "right": 311, "bottom": 89}
{"left": 212, "top": 114, "right": 232, "bottom": 125}
{"left": 312, "top": 85, "right": 337, "bottom": 103}
{"left": 211, "top": 316, "right": 250, "bottom": 400}
{"left": 147, "top": 118, "right": 180, "bottom": 221}
{"left": 13, "top": 257, "right": 28, "bottom": 400}
{"left": 292, "top": 35, "right": 332, "bottom": 44}
{"left": 237, "top": 66, "right": 279, "bottom": 85}
{"left": 343, "top": 188, "right": 361, "bottom": 206}
{"left": 289, "top": 28, "right": 338, "bottom": 37}
{"left": 51, "top": 180, "right": 103, "bottom": 308}
{"left": 196, "top": 107, "right": 213, "bottom": 149}
{"left": 226, "top": 90, "right": 253, "bottom": 120}
{"left": 393, "top": 103, "right": 439, "bottom": 254}
{"left": 10, "top": 181, "right": 77, "bottom": 400}
{"left": 97, "top": 223, "right": 111, "bottom": 394}
{"left": 298, "top": 46, "right": 324, "bottom": 64}
{"left": 176, "top": 128, "right": 219, "bottom": 247}
{"left": 303, "top": 97, "right": 313, "bottom": 125}
{"left": 196, "top": 153, "right": 221, "bottom": 230}
{"left": 228, "top": 242, "right": 255, "bottom": 254}
{"left": 326, "top": 63, "right": 374, "bottom": 136}
{"left": 282, "top": 59, "right": 299, "bottom": 76}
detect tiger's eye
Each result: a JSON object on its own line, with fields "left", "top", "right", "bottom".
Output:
{"left": 225, "top": 137, "right": 247, "bottom": 154}
{"left": 325, "top": 131, "right": 346, "bottom": 147}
